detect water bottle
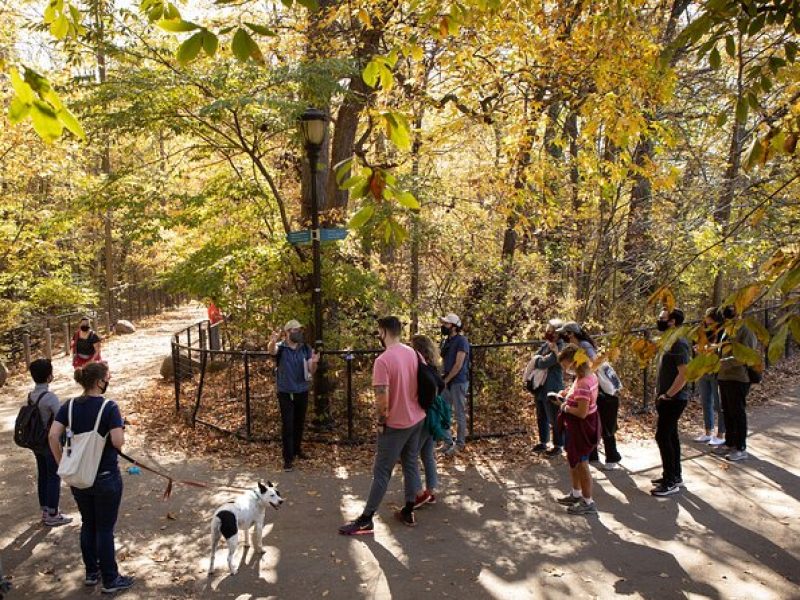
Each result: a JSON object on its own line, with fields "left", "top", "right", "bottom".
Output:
{"left": 127, "top": 466, "right": 141, "bottom": 475}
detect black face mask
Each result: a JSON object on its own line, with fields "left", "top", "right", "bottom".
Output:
{"left": 656, "top": 320, "right": 670, "bottom": 332}
{"left": 98, "top": 380, "right": 109, "bottom": 394}
{"left": 289, "top": 331, "right": 304, "bottom": 344}
{"left": 440, "top": 325, "right": 451, "bottom": 336}
{"left": 80, "top": 324, "right": 90, "bottom": 332}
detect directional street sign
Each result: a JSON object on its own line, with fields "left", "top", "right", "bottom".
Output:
{"left": 287, "top": 228, "right": 348, "bottom": 245}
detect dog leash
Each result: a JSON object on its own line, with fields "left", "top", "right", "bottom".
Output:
{"left": 118, "top": 451, "right": 252, "bottom": 500}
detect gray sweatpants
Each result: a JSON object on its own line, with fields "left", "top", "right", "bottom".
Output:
{"left": 364, "top": 420, "right": 424, "bottom": 515}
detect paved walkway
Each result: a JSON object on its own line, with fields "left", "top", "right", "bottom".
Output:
{"left": 0, "top": 309, "right": 798, "bottom": 599}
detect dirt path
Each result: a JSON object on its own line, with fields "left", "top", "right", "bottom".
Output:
{"left": 1, "top": 310, "right": 799, "bottom": 599}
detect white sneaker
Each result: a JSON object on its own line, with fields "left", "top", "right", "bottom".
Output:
{"left": 694, "top": 434, "right": 712, "bottom": 443}
{"left": 708, "top": 436, "right": 726, "bottom": 446}
{"left": 725, "top": 450, "right": 748, "bottom": 462}
{"left": 602, "top": 462, "right": 621, "bottom": 471}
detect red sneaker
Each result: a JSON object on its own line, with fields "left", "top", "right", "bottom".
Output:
{"left": 414, "top": 491, "right": 436, "bottom": 509}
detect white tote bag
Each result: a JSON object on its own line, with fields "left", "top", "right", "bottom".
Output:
{"left": 57, "top": 398, "right": 111, "bottom": 489}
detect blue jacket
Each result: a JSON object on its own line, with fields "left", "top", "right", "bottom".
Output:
{"left": 533, "top": 340, "right": 564, "bottom": 400}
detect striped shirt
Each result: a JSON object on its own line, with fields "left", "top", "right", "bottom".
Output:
{"left": 565, "top": 373, "right": 599, "bottom": 414}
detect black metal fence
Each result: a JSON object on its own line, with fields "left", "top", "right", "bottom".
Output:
{"left": 171, "top": 303, "right": 794, "bottom": 445}
{"left": 1, "top": 282, "right": 184, "bottom": 366}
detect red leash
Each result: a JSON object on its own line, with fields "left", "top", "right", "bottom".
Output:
{"left": 118, "top": 451, "right": 251, "bottom": 500}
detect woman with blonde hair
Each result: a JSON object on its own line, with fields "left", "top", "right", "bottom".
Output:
{"left": 410, "top": 334, "right": 447, "bottom": 508}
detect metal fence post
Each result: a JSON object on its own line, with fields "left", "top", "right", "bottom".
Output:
{"left": 244, "top": 351, "right": 252, "bottom": 440}
{"left": 468, "top": 353, "right": 475, "bottom": 438}
{"left": 346, "top": 353, "right": 354, "bottom": 442}
{"left": 173, "top": 337, "right": 181, "bottom": 412}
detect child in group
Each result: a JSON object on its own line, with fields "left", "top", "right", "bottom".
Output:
{"left": 552, "top": 344, "right": 601, "bottom": 515}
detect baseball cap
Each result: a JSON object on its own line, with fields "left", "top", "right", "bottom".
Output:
{"left": 556, "top": 321, "right": 582, "bottom": 335}
{"left": 440, "top": 313, "right": 462, "bottom": 328}
{"left": 283, "top": 319, "right": 303, "bottom": 331}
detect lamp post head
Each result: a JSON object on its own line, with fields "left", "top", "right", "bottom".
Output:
{"left": 299, "top": 107, "right": 327, "bottom": 148}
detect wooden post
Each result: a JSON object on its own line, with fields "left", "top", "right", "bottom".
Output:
{"left": 63, "top": 323, "right": 70, "bottom": 356}
{"left": 106, "top": 311, "right": 113, "bottom": 334}
{"left": 22, "top": 332, "right": 31, "bottom": 366}
{"left": 44, "top": 328, "right": 52, "bottom": 359}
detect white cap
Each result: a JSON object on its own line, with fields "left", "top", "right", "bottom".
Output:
{"left": 440, "top": 313, "right": 462, "bottom": 328}
{"left": 283, "top": 319, "right": 302, "bottom": 331}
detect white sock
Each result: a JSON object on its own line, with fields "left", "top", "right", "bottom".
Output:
{"left": 571, "top": 488, "right": 581, "bottom": 497}
{"left": 582, "top": 496, "right": 594, "bottom": 505}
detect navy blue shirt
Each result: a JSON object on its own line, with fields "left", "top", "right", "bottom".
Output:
{"left": 55, "top": 396, "right": 123, "bottom": 476}
{"left": 441, "top": 334, "right": 470, "bottom": 385}
{"left": 276, "top": 342, "right": 311, "bottom": 394}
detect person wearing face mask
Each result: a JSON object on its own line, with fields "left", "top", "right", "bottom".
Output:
{"left": 524, "top": 319, "right": 565, "bottom": 456}
{"left": 651, "top": 308, "right": 690, "bottom": 497}
{"left": 71, "top": 316, "right": 102, "bottom": 368}
{"left": 48, "top": 361, "right": 133, "bottom": 594}
{"left": 438, "top": 313, "right": 471, "bottom": 455}
{"left": 694, "top": 307, "right": 725, "bottom": 446}
{"left": 716, "top": 305, "right": 758, "bottom": 462}
{"left": 552, "top": 344, "right": 601, "bottom": 515}
{"left": 268, "top": 319, "right": 320, "bottom": 472}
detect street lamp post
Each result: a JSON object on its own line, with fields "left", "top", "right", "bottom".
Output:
{"left": 299, "top": 108, "right": 332, "bottom": 430}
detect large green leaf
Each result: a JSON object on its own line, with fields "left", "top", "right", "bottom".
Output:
{"left": 767, "top": 324, "right": 788, "bottom": 364}
{"left": 742, "top": 316, "right": 769, "bottom": 347}
{"left": 57, "top": 107, "right": 86, "bottom": 140}
{"left": 30, "top": 100, "right": 64, "bottom": 143}
{"left": 384, "top": 112, "right": 411, "bottom": 151}
{"left": 348, "top": 204, "right": 375, "bottom": 228}
{"left": 10, "top": 70, "right": 34, "bottom": 103}
{"left": 157, "top": 19, "right": 199, "bottom": 32}
{"left": 8, "top": 97, "right": 30, "bottom": 123}
{"left": 177, "top": 32, "right": 204, "bottom": 65}
{"left": 685, "top": 352, "right": 720, "bottom": 382}
{"left": 202, "top": 30, "right": 218, "bottom": 56}
{"left": 731, "top": 341, "right": 762, "bottom": 367}
{"left": 395, "top": 190, "right": 420, "bottom": 210}
{"left": 362, "top": 59, "right": 380, "bottom": 87}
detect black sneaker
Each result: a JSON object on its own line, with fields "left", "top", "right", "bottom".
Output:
{"left": 283, "top": 462, "right": 294, "bottom": 472}
{"left": 532, "top": 443, "right": 547, "bottom": 453}
{"left": 101, "top": 575, "right": 134, "bottom": 594}
{"left": 394, "top": 508, "right": 416, "bottom": 527}
{"left": 545, "top": 447, "right": 563, "bottom": 458}
{"left": 556, "top": 492, "right": 580, "bottom": 506}
{"left": 651, "top": 482, "right": 680, "bottom": 497}
{"left": 650, "top": 476, "right": 683, "bottom": 487}
{"left": 339, "top": 516, "right": 374, "bottom": 536}
{"left": 85, "top": 571, "right": 101, "bottom": 586}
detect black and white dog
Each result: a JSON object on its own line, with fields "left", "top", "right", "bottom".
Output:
{"left": 208, "top": 481, "right": 283, "bottom": 575}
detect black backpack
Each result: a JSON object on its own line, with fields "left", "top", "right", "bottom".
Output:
{"left": 14, "top": 392, "right": 51, "bottom": 453}
{"left": 417, "top": 354, "right": 444, "bottom": 411}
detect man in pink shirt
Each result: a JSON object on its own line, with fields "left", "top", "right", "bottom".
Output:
{"left": 339, "top": 316, "right": 426, "bottom": 534}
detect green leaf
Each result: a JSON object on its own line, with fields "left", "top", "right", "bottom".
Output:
{"left": 744, "top": 136, "right": 764, "bottom": 170}
{"left": 10, "top": 69, "right": 34, "bottom": 103}
{"left": 164, "top": 2, "right": 180, "bottom": 20}
{"left": 709, "top": 47, "right": 721, "bottom": 69}
{"left": 378, "top": 64, "right": 393, "bottom": 90}
{"left": 743, "top": 316, "right": 769, "bottom": 347}
{"left": 789, "top": 316, "right": 800, "bottom": 345}
{"left": 384, "top": 112, "right": 411, "bottom": 152}
{"left": 362, "top": 59, "right": 380, "bottom": 87}
{"left": 685, "top": 353, "right": 720, "bottom": 382}
{"left": 340, "top": 174, "right": 366, "bottom": 190}
{"left": 715, "top": 112, "right": 727, "bottom": 128}
{"left": 348, "top": 204, "right": 375, "bottom": 228}
{"left": 202, "top": 30, "right": 218, "bottom": 56}
{"left": 735, "top": 96, "right": 748, "bottom": 123}
{"left": 8, "top": 97, "right": 30, "bottom": 123}
{"left": 781, "top": 265, "right": 800, "bottom": 294}
{"left": 157, "top": 19, "right": 199, "bottom": 32}
{"left": 296, "top": 0, "right": 319, "bottom": 9}
{"left": 395, "top": 190, "right": 420, "bottom": 210}
{"left": 177, "top": 31, "right": 204, "bottom": 65}
{"left": 51, "top": 14, "right": 69, "bottom": 39}
{"left": 731, "top": 341, "right": 762, "bottom": 368}
{"left": 334, "top": 158, "right": 353, "bottom": 185}
{"left": 30, "top": 100, "right": 64, "bottom": 143}
{"left": 245, "top": 22, "right": 277, "bottom": 36}
{"left": 57, "top": 107, "right": 85, "bottom": 140}
{"left": 725, "top": 35, "right": 736, "bottom": 58}
{"left": 232, "top": 28, "right": 251, "bottom": 61}
{"left": 767, "top": 324, "right": 788, "bottom": 365}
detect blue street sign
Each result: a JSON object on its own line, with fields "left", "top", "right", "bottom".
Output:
{"left": 287, "top": 230, "right": 311, "bottom": 245}
{"left": 320, "top": 228, "right": 348, "bottom": 242}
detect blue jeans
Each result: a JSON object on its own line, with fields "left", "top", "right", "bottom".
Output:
{"left": 71, "top": 471, "right": 123, "bottom": 586}
{"left": 535, "top": 392, "right": 564, "bottom": 448}
{"left": 698, "top": 374, "right": 724, "bottom": 434}
{"left": 443, "top": 382, "right": 469, "bottom": 446}
{"left": 418, "top": 430, "right": 438, "bottom": 491}
{"left": 34, "top": 449, "right": 61, "bottom": 514}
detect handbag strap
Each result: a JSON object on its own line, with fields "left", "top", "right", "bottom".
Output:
{"left": 93, "top": 398, "right": 111, "bottom": 434}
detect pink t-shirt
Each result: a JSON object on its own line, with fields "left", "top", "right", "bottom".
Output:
{"left": 372, "top": 343, "right": 426, "bottom": 429}
{"left": 565, "top": 373, "right": 599, "bottom": 414}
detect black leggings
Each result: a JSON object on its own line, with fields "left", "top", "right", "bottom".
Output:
{"left": 278, "top": 392, "right": 308, "bottom": 463}
{"left": 589, "top": 393, "right": 621, "bottom": 463}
